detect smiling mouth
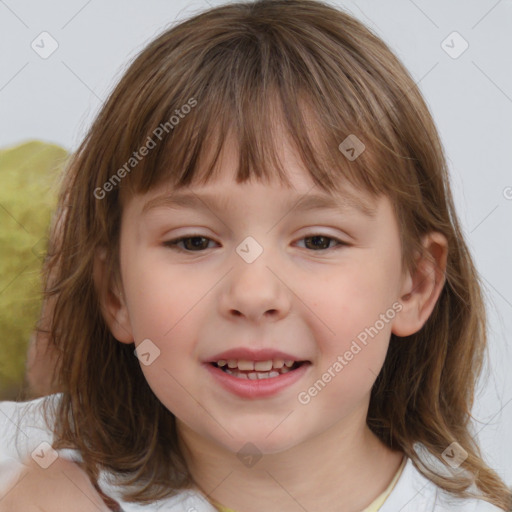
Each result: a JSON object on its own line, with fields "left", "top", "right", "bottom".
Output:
{"left": 210, "top": 359, "right": 309, "bottom": 380}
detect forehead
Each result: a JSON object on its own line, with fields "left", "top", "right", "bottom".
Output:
{"left": 140, "top": 179, "right": 378, "bottom": 220}
{"left": 122, "top": 126, "right": 380, "bottom": 219}
{"left": 133, "top": 179, "right": 379, "bottom": 232}
{"left": 118, "top": 87, "right": 388, "bottom": 211}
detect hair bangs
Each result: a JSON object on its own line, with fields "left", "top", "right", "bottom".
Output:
{"left": 44, "top": 1, "right": 512, "bottom": 509}
{"left": 115, "top": 20, "right": 393, "bottom": 211}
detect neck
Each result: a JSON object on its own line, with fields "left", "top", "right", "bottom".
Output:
{"left": 178, "top": 411, "right": 404, "bottom": 512}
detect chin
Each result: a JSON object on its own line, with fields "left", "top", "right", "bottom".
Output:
{"left": 215, "top": 426, "right": 303, "bottom": 457}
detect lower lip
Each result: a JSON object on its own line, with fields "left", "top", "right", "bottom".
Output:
{"left": 204, "top": 362, "right": 311, "bottom": 399}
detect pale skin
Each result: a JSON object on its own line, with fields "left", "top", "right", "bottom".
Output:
{"left": 8, "top": 133, "right": 448, "bottom": 510}
{"left": 25, "top": 202, "right": 67, "bottom": 398}
{"left": 98, "top": 134, "right": 448, "bottom": 512}
{"left": 0, "top": 456, "right": 110, "bottom": 512}
{"left": 25, "top": 309, "right": 59, "bottom": 398}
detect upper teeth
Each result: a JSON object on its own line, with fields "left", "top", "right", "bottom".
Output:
{"left": 217, "top": 359, "right": 295, "bottom": 371}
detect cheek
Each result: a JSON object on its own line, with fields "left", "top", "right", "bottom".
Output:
{"left": 135, "top": 312, "right": 203, "bottom": 416}
{"left": 306, "top": 256, "right": 398, "bottom": 381}
{"left": 315, "top": 259, "right": 395, "bottom": 333}
{"left": 122, "top": 250, "right": 203, "bottom": 339}
{"left": 120, "top": 251, "right": 208, "bottom": 401}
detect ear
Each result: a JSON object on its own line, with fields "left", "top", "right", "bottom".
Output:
{"left": 93, "top": 247, "right": 134, "bottom": 344}
{"left": 392, "top": 232, "right": 448, "bottom": 337}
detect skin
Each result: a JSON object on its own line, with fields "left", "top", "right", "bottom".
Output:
{"left": 0, "top": 457, "right": 110, "bottom": 512}
{"left": 98, "top": 133, "right": 448, "bottom": 512}
{"left": 25, "top": 204, "right": 67, "bottom": 398}
{"left": 25, "top": 318, "right": 59, "bottom": 398}
{"left": 7, "top": 131, "right": 447, "bottom": 511}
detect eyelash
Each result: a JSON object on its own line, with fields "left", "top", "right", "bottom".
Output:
{"left": 163, "top": 234, "right": 348, "bottom": 253}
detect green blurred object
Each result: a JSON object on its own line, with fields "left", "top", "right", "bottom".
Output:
{"left": 0, "top": 140, "right": 69, "bottom": 401}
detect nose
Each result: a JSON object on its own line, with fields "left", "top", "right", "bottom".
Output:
{"left": 219, "top": 248, "right": 291, "bottom": 323}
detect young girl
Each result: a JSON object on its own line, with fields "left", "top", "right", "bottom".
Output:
{"left": 1, "top": 0, "right": 510, "bottom": 510}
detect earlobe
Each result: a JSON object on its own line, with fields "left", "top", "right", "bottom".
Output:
{"left": 392, "top": 232, "right": 448, "bottom": 338}
{"left": 93, "top": 248, "right": 134, "bottom": 344}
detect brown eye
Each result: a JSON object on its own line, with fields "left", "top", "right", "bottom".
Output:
{"left": 164, "top": 236, "right": 215, "bottom": 252}
{"left": 300, "top": 235, "right": 345, "bottom": 251}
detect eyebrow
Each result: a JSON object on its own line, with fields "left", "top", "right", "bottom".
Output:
{"left": 142, "top": 190, "right": 377, "bottom": 218}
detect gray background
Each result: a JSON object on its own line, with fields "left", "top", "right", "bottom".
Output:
{"left": 0, "top": 0, "right": 511, "bottom": 487}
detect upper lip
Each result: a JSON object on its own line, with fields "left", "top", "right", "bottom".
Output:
{"left": 205, "top": 348, "right": 308, "bottom": 363}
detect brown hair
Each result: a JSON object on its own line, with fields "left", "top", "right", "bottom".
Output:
{"left": 40, "top": 0, "right": 511, "bottom": 509}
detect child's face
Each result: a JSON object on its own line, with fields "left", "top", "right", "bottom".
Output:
{"left": 112, "top": 136, "right": 409, "bottom": 456}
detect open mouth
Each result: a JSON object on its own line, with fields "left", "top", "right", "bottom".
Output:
{"left": 210, "top": 359, "right": 309, "bottom": 380}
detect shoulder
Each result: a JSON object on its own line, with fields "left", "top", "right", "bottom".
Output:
{"left": 435, "top": 492, "right": 505, "bottom": 511}
{"left": 108, "top": 489, "right": 218, "bottom": 512}
{"left": 0, "top": 394, "right": 82, "bottom": 492}
{"left": 0, "top": 396, "right": 214, "bottom": 511}
{"left": 0, "top": 394, "right": 58, "bottom": 457}
{"left": 379, "top": 456, "right": 506, "bottom": 512}
{"left": 0, "top": 395, "right": 55, "bottom": 491}
{"left": 435, "top": 487, "right": 506, "bottom": 512}
{"left": 0, "top": 455, "right": 111, "bottom": 512}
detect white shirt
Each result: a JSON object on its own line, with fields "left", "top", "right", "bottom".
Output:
{"left": 0, "top": 394, "right": 505, "bottom": 511}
